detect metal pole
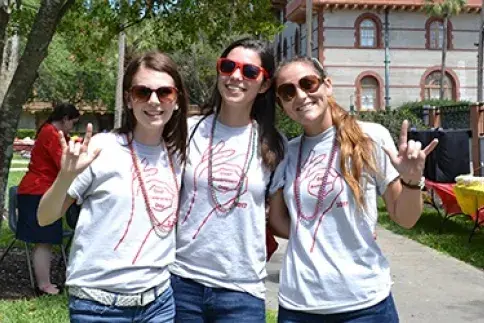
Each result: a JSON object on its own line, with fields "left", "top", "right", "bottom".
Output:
{"left": 384, "top": 9, "right": 391, "bottom": 110}
{"left": 349, "top": 94, "right": 355, "bottom": 115}
{"left": 306, "top": 0, "right": 312, "bottom": 57}
{"left": 114, "top": 30, "right": 125, "bottom": 129}
{"left": 477, "top": 0, "right": 484, "bottom": 102}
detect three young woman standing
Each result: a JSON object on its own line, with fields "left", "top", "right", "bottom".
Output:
{"left": 35, "top": 37, "right": 435, "bottom": 323}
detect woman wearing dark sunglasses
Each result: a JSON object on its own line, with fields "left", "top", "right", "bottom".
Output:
{"left": 269, "top": 56, "right": 438, "bottom": 322}
{"left": 37, "top": 51, "right": 188, "bottom": 322}
{"left": 170, "top": 38, "right": 286, "bottom": 322}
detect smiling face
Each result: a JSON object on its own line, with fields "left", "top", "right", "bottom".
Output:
{"left": 128, "top": 65, "right": 178, "bottom": 136}
{"left": 217, "top": 46, "right": 269, "bottom": 110}
{"left": 276, "top": 61, "right": 334, "bottom": 135}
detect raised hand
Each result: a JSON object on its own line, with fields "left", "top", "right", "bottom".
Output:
{"left": 382, "top": 120, "right": 438, "bottom": 183}
{"left": 59, "top": 123, "right": 102, "bottom": 178}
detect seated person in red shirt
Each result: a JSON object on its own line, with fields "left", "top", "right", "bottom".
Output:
{"left": 16, "top": 103, "right": 80, "bottom": 295}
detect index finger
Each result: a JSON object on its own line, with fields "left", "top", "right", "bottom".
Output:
{"left": 82, "top": 123, "right": 93, "bottom": 149}
{"left": 399, "top": 120, "right": 409, "bottom": 147}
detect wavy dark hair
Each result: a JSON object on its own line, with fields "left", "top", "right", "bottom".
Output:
{"left": 274, "top": 56, "right": 378, "bottom": 209}
{"left": 36, "top": 102, "right": 79, "bottom": 138}
{"left": 200, "top": 38, "right": 284, "bottom": 170}
{"left": 117, "top": 51, "right": 188, "bottom": 162}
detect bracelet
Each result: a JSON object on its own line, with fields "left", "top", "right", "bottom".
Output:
{"left": 400, "top": 176, "right": 425, "bottom": 190}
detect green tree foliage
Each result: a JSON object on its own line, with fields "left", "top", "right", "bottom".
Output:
{"left": 357, "top": 109, "right": 425, "bottom": 143}
{"left": 32, "top": 34, "right": 117, "bottom": 109}
{"left": 12, "top": 1, "right": 281, "bottom": 109}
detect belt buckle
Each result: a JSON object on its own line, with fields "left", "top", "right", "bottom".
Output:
{"left": 141, "top": 289, "right": 156, "bottom": 306}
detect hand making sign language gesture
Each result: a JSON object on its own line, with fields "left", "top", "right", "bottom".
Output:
{"left": 382, "top": 120, "right": 439, "bottom": 184}
{"left": 58, "top": 123, "right": 102, "bottom": 179}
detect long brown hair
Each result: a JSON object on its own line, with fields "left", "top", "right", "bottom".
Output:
{"left": 200, "top": 38, "right": 284, "bottom": 171}
{"left": 275, "top": 57, "right": 378, "bottom": 208}
{"left": 117, "top": 51, "right": 188, "bottom": 163}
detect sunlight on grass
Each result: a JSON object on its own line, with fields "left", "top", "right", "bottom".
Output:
{"left": 0, "top": 294, "right": 69, "bottom": 323}
{"left": 378, "top": 206, "right": 484, "bottom": 269}
{"left": 4, "top": 170, "right": 25, "bottom": 211}
{"left": 266, "top": 310, "right": 277, "bottom": 322}
{"left": 7, "top": 171, "right": 25, "bottom": 188}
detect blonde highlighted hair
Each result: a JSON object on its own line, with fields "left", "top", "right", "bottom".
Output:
{"left": 275, "top": 57, "right": 378, "bottom": 208}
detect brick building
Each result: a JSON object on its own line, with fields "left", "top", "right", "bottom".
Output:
{"left": 272, "top": 0, "right": 483, "bottom": 110}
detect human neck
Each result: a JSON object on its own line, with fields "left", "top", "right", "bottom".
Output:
{"left": 303, "top": 112, "right": 333, "bottom": 137}
{"left": 132, "top": 127, "right": 163, "bottom": 146}
{"left": 217, "top": 101, "right": 253, "bottom": 127}
{"left": 50, "top": 121, "right": 63, "bottom": 132}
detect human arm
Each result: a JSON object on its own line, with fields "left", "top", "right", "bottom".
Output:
{"left": 382, "top": 120, "right": 438, "bottom": 229}
{"left": 267, "top": 189, "right": 290, "bottom": 239}
{"left": 37, "top": 123, "right": 101, "bottom": 226}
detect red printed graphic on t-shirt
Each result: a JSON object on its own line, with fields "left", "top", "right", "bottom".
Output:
{"left": 181, "top": 141, "right": 249, "bottom": 239}
{"left": 297, "top": 150, "right": 345, "bottom": 252}
{"left": 114, "top": 157, "right": 177, "bottom": 264}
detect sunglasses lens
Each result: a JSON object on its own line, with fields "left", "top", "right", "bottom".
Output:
{"left": 219, "top": 59, "right": 237, "bottom": 74}
{"left": 277, "top": 84, "right": 297, "bottom": 102}
{"left": 242, "top": 64, "right": 262, "bottom": 80}
{"left": 300, "top": 76, "right": 321, "bottom": 93}
{"left": 156, "top": 87, "right": 177, "bottom": 103}
{"left": 131, "top": 86, "right": 152, "bottom": 102}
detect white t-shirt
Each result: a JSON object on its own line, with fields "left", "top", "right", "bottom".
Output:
{"left": 170, "top": 114, "right": 286, "bottom": 299}
{"left": 66, "top": 133, "right": 180, "bottom": 294}
{"left": 277, "top": 122, "right": 399, "bottom": 314}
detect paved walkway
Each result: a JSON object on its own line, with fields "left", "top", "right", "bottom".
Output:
{"left": 265, "top": 227, "right": 484, "bottom": 322}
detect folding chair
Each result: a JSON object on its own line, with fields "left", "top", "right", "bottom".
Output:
{"left": 0, "top": 186, "right": 70, "bottom": 294}
{"left": 424, "top": 180, "right": 466, "bottom": 232}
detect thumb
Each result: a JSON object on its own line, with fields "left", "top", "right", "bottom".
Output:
{"left": 89, "top": 148, "right": 102, "bottom": 163}
{"left": 381, "top": 145, "right": 399, "bottom": 165}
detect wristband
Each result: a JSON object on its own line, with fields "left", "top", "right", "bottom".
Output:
{"left": 400, "top": 176, "right": 425, "bottom": 190}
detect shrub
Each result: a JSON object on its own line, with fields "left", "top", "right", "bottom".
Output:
{"left": 16, "top": 129, "right": 36, "bottom": 139}
{"left": 357, "top": 108, "right": 425, "bottom": 143}
{"left": 276, "top": 104, "right": 428, "bottom": 144}
{"left": 276, "top": 109, "right": 302, "bottom": 139}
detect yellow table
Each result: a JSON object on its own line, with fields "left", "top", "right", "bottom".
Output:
{"left": 453, "top": 183, "right": 484, "bottom": 242}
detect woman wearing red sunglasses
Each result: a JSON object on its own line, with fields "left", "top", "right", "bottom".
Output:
{"left": 269, "top": 56, "right": 438, "bottom": 322}
{"left": 170, "top": 38, "right": 287, "bottom": 322}
{"left": 37, "top": 51, "right": 188, "bottom": 322}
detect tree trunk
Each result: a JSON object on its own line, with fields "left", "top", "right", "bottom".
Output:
{"left": 0, "top": 0, "right": 75, "bottom": 217}
{"left": 0, "top": 0, "right": 10, "bottom": 83}
{"left": 114, "top": 30, "right": 125, "bottom": 129}
{"left": 439, "top": 15, "right": 448, "bottom": 100}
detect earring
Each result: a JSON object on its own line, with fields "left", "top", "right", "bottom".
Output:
{"left": 174, "top": 104, "right": 179, "bottom": 111}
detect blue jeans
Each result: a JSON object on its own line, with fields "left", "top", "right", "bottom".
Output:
{"left": 69, "top": 285, "right": 175, "bottom": 322}
{"left": 171, "top": 274, "right": 265, "bottom": 323}
{"left": 278, "top": 294, "right": 399, "bottom": 323}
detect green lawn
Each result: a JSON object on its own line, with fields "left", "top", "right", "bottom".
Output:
{"left": 0, "top": 295, "right": 69, "bottom": 323}
{"left": 4, "top": 170, "right": 25, "bottom": 207}
{"left": 12, "top": 153, "right": 26, "bottom": 161}
{"left": 377, "top": 200, "right": 484, "bottom": 269}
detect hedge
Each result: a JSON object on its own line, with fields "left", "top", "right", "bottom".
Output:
{"left": 16, "top": 129, "right": 36, "bottom": 139}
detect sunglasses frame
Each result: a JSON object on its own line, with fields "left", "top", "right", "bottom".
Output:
{"left": 217, "top": 58, "right": 269, "bottom": 81}
{"left": 129, "top": 85, "right": 178, "bottom": 104}
{"left": 276, "top": 75, "right": 323, "bottom": 102}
